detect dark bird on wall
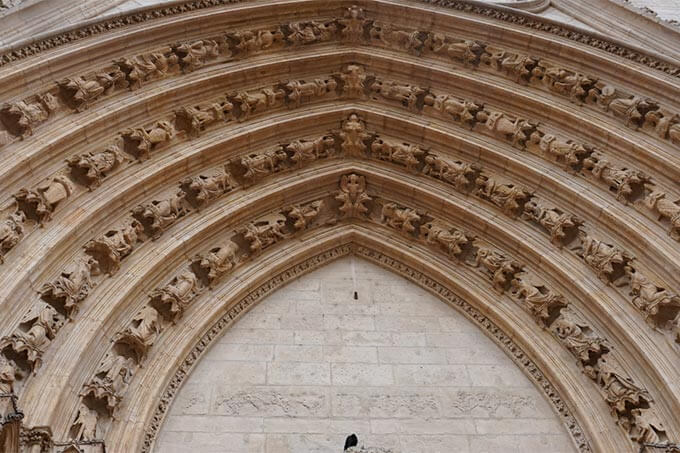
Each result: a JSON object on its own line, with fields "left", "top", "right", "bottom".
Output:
{"left": 344, "top": 433, "right": 358, "bottom": 450}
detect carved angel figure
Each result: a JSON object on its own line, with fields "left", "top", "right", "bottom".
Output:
{"left": 644, "top": 189, "right": 680, "bottom": 241}
{"left": 0, "top": 212, "right": 25, "bottom": 263}
{"left": 287, "top": 21, "right": 337, "bottom": 45}
{"left": 369, "top": 22, "right": 423, "bottom": 54}
{"left": 339, "top": 114, "right": 371, "bottom": 157}
{"left": 510, "top": 274, "right": 566, "bottom": 326}
{"left": 15, "top": 175, "right": 73, "bottom": 225}
{"left": 122, "top": 120, "right": 174, "bottom": 161}
{"left": 428, "top": 33, "right": 484, "bottom": 66}
{"left": 476, "top": 111, "right": 536, "bottom": 148}
{"left": 576, "top": 231, "right": 631, "bottom": 284}
{"left": 284, "top": 201, "right": 323, "bottom": 231}
{"left": 0, "top": 356, "right": 17, "bottom": 423}
{"left": 522, "top": 200, "right": 581, "bottom": 247}
{"left": 84, "top": 220, "right": 143, "bottom": 275}
{"left": 232, "top": 88, "right": 284, "bottom": 121}
{"left": 70, "top": 403, "right": 98, "bottom": 442}
{"left": 422, "top": 155, "right": 479, "bottom": 192}
{"left": 584, "top": 357, "right": 652, "bottom": 416}
{"left": 420, "top": 219, "right": 470, "bottom": 259}
{"left": 380, "top": 202, "right": 420, "bottom": 234}
{"left": 424, "top": 94, "right": 482, "bottom": 127}
{"left": 551, "top": 311, "right": 609, "bottom": 365}
{"left": 150, "top": 271, "right": 201, "bottom": 322}
{"left": 625, "top": 266, "right": 680, "bottom": 328}
{"left": 193, "top": 241, "right": 239, "bottom": 284}
{"left": 240, "top": 213, "right": 287, "bottom": 254}
{"left": 286, "top": 135, "right": 335, "bottom": 167}
{"left": 40, "top": 256, "right": 99, "bottom": 317}
{"left": 335, "top": 173, "right": 372, "bottom": 219}
{"left": 0, "top": 303, "right": 63, "bottom": 372}
{"left": 116, "top": 305, "right": 162, "bottom": 363}
{"left": 536, "top": 134, "right": 589, "bottom": 171}
{"left": 371, "top": 139, "right": 425, "bottom": 172}
{"left": 240, "top": 148, "right": 288, "bottom": 182}
{"left": 66, "top": 144, "right": 125, "bottom": 189}
{"left": 371, "top": 79, "right": 424, "bottom": 111}
{"left": 583, "top": 152, "right": 647, "bottom": 203}
{"left": 180, "top": 168, "right": 234, "bottom": 208}
{"left": 230, "top": 28, "right": 284, "bottom": 55}
{"left": 286, "top": 78, "right": 337, "bottom": 108}
{"left": 58, "top": 70, "right": 126, "bottom": 112}
{"left": 174, "top": 40, "right": 219, "bottom": 72}
{"left": 0, "top": 97, "right": 53, "bottom": 138}
{"left": 175, "top": 104, "right": 224, "bottom": 138}
{"left": 81, "top": 352, "right": 136, "bottom": 413}
{"left": 132, "top": 195, "right": 188, "bottom": 239}
{"left": 475, "top": 175, "right": 530, "bottom": 218}
{"left": 340, "top": 65, "right": 366, "bottom": 98}
{"left": 474, "top": 247, "right": 523, "bottom": 293}
{"left": 338, "top": 5, "right": 366, "bottom": 42}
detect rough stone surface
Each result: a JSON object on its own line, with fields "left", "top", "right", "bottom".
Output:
{"left": 155, "top": 257, "right": 577, "bottom": 453}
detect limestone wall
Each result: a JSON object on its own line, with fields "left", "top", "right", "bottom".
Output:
{"left": 155, "top": 257, "right": 576, "bottom": 453}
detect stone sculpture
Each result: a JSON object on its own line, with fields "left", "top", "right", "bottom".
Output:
{"left": 192, "top": 241, "right": 239, "bottom": 285}
{"left": 40, "top": 256, "right": 99, "bottom": 318}
{"left": 522, "top": 200, "right": 582, "bottom": 247}
{"left": 81, "top": 352, "right": 136, "bottom": 414}
{"left": 474, "top": 246, "right": 523, "bottom": 293}
{"left": 285, "top": 78, "right": 337, "bottom": 107}
{"left": 15, "top": 175, "right": 73, "bottom": 225}
{"left": 420, "top": 219, "right": 471, "bottom": 259}
{"left": 240, "top": 148, "right": 288, "bottom": 182}
{"left": 0, "top": 212, "right": 25, "bottom": 263}
{"left": 122, "top": 121, "right": 175, "bottom": 161}
{"left": 116, "top": 305, "right": 162, "bottom": 363}
{"left": 380, "top": 202, "right": 420, "bottom": 234}
{"left": 132, "top": 194, "right": 188, "bottom": 239}
{"left": 335, "top": 173, "right": 372, "bottom": 219}
{"left": 239, "top": 213, "right": 287, "bottom": 254}
{"left": 339, "top": 114, "right": 371, "bottom": 157}
{"left": 150, "top": 271, "right": 202, "bottom": 322}
{"left": 173, "top": 40, "right": 219, "bottom": 72}
{"left": 475, "top": 175, "right": 531, "bottom": 218}
{"left": 284, "top": 201, "right": 323, "bottom": 231}
{"left": 422, "top": 154, "right": 480, "bottom": 192}
{"left": 180, "top": 168, "right": 234, "bottom": 208}
{"left": 84, "top": 220, "right": 143, "bottom": 275}
{"left": 66, "top": 144, "right": 126, "bottom": 189}
{"left": 285, "top": 135, "right": 335, "bottom": 166}
{"left": 370, "top": 138, "right": 425, "bottom": 172}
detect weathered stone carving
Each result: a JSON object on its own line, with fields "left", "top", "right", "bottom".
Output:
{"left": 19, "top": 426, "right": 52, "bottom": 453}
{"left": 591, "top": 84, "right": 658, "bottom": 128}
{"left": 645, "top": 109, "right": 680, "bottom": 144}
{"left": 84, "top": 219, "right": 143, "bottom": 275}
{"left": 422, "top": 154, "right": 480, "bottom": 191}
{"left": 174, "top": 103, "right": 226, "bottom": 138}
{"left": 0, "top": 303, "right": 64, "bottom": 373}
{"left": 576, "top": 232, "right": 632, "bottom": 284}
{"left": 584, "top": 357, "right": 652, "bottom": 419}
{"left": 229, "top": 28, "right": 284, "bottom": 56}
{"left": 180, "top": 167, "right": 234, "bottom": 208}
{"left": 552, "top": 310, "right": 609, "bottom": 365}
{"left": 625, "top": 266, "right": 680, "bottom": 329}
{"left": 427, "top": 33, "right": 484, "bottom": 66}
{"left": 370, "top": 79, "right": 425, "bottom": 111}
{"left": 122, "top": 121, "right": 175, "bottom": 161}
{"left": 496, "top": 52, "right": 538, "bottom": 83}
{"left": 191, "top": 241, "right": 239, "bottom": 285}
{"left": 583, "top": 152, "right": 648, "bottom": 203}
{"left": 285, "top": 135, "right": 335, "bottom": 167}
{"left": 380, "top": 202, "right": 420, "bottom": 234}
{"left": 534, "top": 62, "right": 594, "bottom": 103}
{"left": 424, "top": 94, "right": 483, "bottom": 127}
{"left": 284, "top": 201, "right": 323, "bottom": 231}
{"left": 476, "top": 111, "right": 537, "bottom": 148}
{"left": 66, "top": 144, "right": 126, "bottom": 189}
{"left": 58, "top": 70, "right": 127, "bottom": 112}
{"left": 287, "top": 21, "right": 337, "bottom": 45}
{"left": 69, "top": 402, "right": 99, "bottom": 442}
{"left": 285, "top": 78, "right": 337, "bottom": 107}
{"left": 371, "top": 138, "right": 425, "bottom": 172}
{"left": 338, "top": 5, "right": 366, "bottom": 42}
{"left": 625, "top": 408, "right": 666, "bottom": 444}
{"left": 370, "top": 22, "right": 425, "bottom": 54}
{"left": 340, "top": 64, "right": 366, "bottom": 98}
{"left": 132, "top": 194, "right": 188, "bottom": 239}
{"left": 150, "top": 271, "right": 202, "bottom": 323}
{"left": 510, "top": 273, "right": 566, "bottom": 327}
{"left": 0, "top": 95, "right": 56, "bottom": 138}
{"left": 15, "top": 175, "right": 73, "bottom": 225}
{"left": 473, "top": 245, "right": 523, "bottom": 293}
{"left": 644, "top": 189, "right": 680, "bottom": 241}
{"left": 116, "top": 48, "right": 179, "bottom": 89}
{"left": 0, "top": 212, "right": 25, "bottom": 263}
{"left": 231, "top": 87, "right": 285, "bottom": 121}
{"left": 240, "top": 148, "right": 288, "bottom": 183}
{"left": 522, "top": 200, "right": 582, "bottom": 247}
{"left": 173, "top": 39, "right": 219, "bottom": 72}
{"left": 81, "top": 352, "right": 136, "bottom": 414}
{"left": 420, "top": 219, "right": 471, "bottom": 259}
{"left": 534, "top": 133, "right": 591, "bottom": 172}
{"left": 475, "top": 175, "right": 531, "bottom": 218}
{"left": 0, "top": 356, "right": 18, "bottom": 424}
{"left": 239, "top": 213, "right": 287, "bottom": 254}
{"left": 40, "top": 256, "right": 99, "bottom": 318}
{"left": 115, "top": 305, "right": 162, "bottom": 363}
{"left": 339, "top": 114, "right": 371, "bottom": 157}
{"left": 335, "top": 173, "right": 372, "bottom": 218}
